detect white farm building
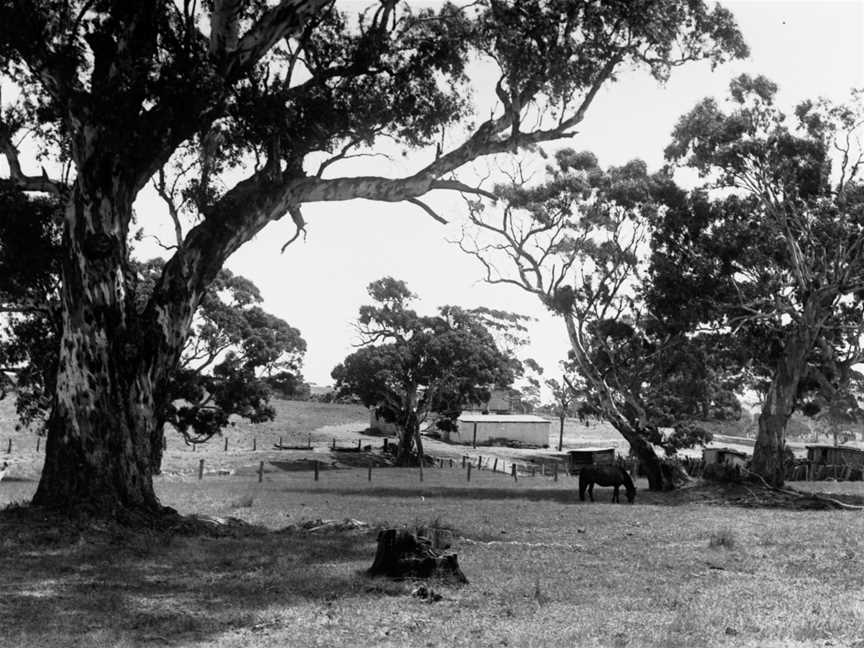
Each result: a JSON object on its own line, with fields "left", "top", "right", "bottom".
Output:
{"left": 453, "top": 414, "right": 551, "bottom": 447}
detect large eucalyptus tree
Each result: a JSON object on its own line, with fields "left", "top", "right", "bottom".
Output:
{"left": 0, "top": 0, "right": 745, "bottom": 512}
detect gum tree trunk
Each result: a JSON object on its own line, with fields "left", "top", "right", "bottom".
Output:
{"left": 395, "top": 385, "right": 426, "bottom": 466}
{"left": 752, "top": 358, "right": 803, "bottom": 487}
{"left": 612, "top": 422, "right": 674, "bottom": 491}
{"left": 562, "top": 315, "right": 674, "bottom": 491}
{"left": 32, "top": 176, "right": 167, "bottom": 511}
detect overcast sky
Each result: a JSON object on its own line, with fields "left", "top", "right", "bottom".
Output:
{"left": 136, "top": 0, "right": 864, "bottom": 389}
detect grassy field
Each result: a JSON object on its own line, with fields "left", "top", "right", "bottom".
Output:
{"left": 3, "top": 400, "right": 864, "bottom": 647}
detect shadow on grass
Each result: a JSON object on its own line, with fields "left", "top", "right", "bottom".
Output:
{"left": 281, "top": 484, "right": 598, "bottom": 505}
{"left": 277, "top": 481, "right": 864, "bottom": 509}
{"left": 0, "top": 509, "right": 388, "bottom": 647}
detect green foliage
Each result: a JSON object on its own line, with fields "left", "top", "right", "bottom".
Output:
{"left": 0, "top": 0, "right": 747, "bottom": 502}
{"left": 0, "top": 192, "right": 306, "bottom": 440}
{"left": 0, "top": 187, "right": 62, "bottom": 426}
{"left": 652, "top": 79, "right": 864, "bottom": 422}
{"left": 332, "top": 277, "right": 515, "bottom": 452}
{"left": 465, "top": 151, "right": 730, "bottom": 461}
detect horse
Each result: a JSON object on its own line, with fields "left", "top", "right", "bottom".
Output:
{"left": 578, "top": 464, "right": 636, "bottom": 503}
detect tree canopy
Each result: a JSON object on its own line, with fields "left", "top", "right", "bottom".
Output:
{"left": 651, "top": 77, "right": 864, "bottom": 485}
{"left": 0, "top": 0, "right": 746, "bottom": 511}
{"left": 459, "top": 150, "right": 742, "bottom": 489}
{"left": 332, "top": 277, "right": 515, "bottom": 464}
{"left": 0, "top": 188, "right": 306, "bottom": 461}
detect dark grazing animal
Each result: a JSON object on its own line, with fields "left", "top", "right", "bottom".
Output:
{"left": 578, "top": 465, "right": 636, "bottom": 503}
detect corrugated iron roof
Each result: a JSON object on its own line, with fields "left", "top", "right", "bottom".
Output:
{"left": 457, "top": 414, "right": 550, "bottom": 423}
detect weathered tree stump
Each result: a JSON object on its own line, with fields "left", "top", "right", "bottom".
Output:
{"left": 367, "top": 529, "right": 468, "bottom": 583}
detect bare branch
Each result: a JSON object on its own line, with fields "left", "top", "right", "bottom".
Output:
{"left": 405, "top": 197, "right": 447, "bottom": 225}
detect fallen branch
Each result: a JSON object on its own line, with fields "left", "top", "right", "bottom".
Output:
{"left": 745, "top": 469, "right": 864, "bottom": 511}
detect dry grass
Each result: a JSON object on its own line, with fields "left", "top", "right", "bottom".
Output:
{"left": 4, "top": 465, "right": 864, "bottom": 647}
{"left": 3, "top": 399, "right": 864, "bottom": 647}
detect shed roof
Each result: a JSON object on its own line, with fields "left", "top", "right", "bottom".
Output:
{"left": 566, "top": 447, "right": 616, "bottom": 454}
{"left": 806, "top": 444, "right": 864, "bottom": 454}
{"left": 457, "top": 414, "right": 550, "bottom": 424}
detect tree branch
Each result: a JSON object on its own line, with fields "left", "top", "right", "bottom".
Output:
{"left": 405, "top": 197, "right": 447, "bottom": 225}
{"left": 223, "top": 0, "right": 333, "bottom": 78}
{"left": 0, "top": 130, "right": 64, "bottom": 195}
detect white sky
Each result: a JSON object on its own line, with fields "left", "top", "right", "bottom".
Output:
{"left": 134, "top": 0, "right": 864, "bottom": 389}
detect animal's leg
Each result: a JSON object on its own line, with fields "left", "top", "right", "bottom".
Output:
{"left": 588, "top": 483, "right": 594, "bottom": 502}
{"left": 612, "top": 485, "right": 619, "bottom": 503}
{"left": 579, "top": 480, "right": 586, "bottom": 501}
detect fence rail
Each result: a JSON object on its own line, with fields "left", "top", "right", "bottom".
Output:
{"left": 6, "top": 433, "right": 863, "bottom": 483}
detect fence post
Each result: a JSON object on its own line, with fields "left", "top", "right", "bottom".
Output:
{"left": 7, "top": 438, "right": 11, "bottom": 454}
{"left": 511, "top": 463, "right": 517, "bottom": 482}
{"left": 308, "top": 433, "right": 312, "bottom": 449}
{"left": 224, "top": 437, "right": 228, "bottom": 452}
{"left": 461, "top": 455, "right": 466, "bottom": 468}
{"left": 279, "top": 436, "right": 283, "bottom": 448}
{"left": 531, "top": 465, "right": 536, "bottom": 477}
{"left": 332, "top": 438, "right": 336, "bottom": 450}
{"left": 258, "top": 461, "right": 264, "bottom": 483}
{"left": 472, "top": 422, "right": 477, "bottom": 448}
{"left": 198, "top": 458, "right": 204, "bottom": 480}
{"left": 478, "top": 456, "right": 483, "bottom": 470}
{"left": 449, "top": 458, "right": 454, "bottom": 468}
{"left": 467, "top": 463, "right": 472, "bottom": 482}
{"left": 36, "top": 437, "right": 40, "bottom": 452}
{"left": 553, "top": 462, "right": 558, "bottom": 482}
{"left": 492, "top": 457, "right": 498, "bottom": 473}
{"left": 314, "top": 460, "right": 319, "bottom": 481}
{"left": 357, "top": 439, "right": 362, "bottom": 450}
{"left": 253, "top": 437, "right": 257, "bottom": 451}
{"left": 419, "top": 460, "right": 424, "bottom": 482}
{"left": 368, "top": 459, "right": 372, "bottom": 481}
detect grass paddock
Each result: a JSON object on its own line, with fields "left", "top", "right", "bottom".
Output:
{"left": 3, "top": 400, "right": 864, "bottom": 647}
{"left": 3, "top": 462, "right": 864, "bottom": 647}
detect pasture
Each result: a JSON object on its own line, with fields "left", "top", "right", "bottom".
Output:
{"left": 2, "top": 401, "right": 864, "bottom": 647}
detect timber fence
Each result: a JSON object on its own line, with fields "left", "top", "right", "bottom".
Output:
{"left": 8, "top": 431, "right": 863, "bottom": 484}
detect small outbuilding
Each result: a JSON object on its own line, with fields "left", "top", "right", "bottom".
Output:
{"left": 453, "top": 414, "right": 550, "bottom": 447}
{"left": 806, "top": 444, "right": 864, "bottom": 468}
{"left": 703, "top": 447, "right": 749, "bottom": 468}
{"left": 565, "top": 447, "right": 616, "bottom": 475}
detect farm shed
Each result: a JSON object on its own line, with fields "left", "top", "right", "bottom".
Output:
{"left": 806, "top": 444, "right": 864, "bottom": 468}
{"left": 703, "top": 447, "right": 749, "bottom": 468}
{"left": 565, "top": 447, "right": 616, "bottom": 475}
{"left": 453, "top": 414, "right": 550, "bottom": 447}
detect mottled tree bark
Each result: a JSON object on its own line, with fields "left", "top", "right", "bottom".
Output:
{"left": 611, "top": 422, "right": 674, "bottom": 491}
{"left": 32, "top": 175, "right": 166, "bottom": 510}
{"left": 752, "top": 352, "right": 805, "bottom": 487}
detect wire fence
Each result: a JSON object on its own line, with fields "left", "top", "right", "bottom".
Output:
{"left": 5, "top": 433, "right": 863, "bottom": 483}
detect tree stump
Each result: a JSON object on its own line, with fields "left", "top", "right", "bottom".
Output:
{"left": 367, "top": 529, "right": 468, "bottom": 583}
